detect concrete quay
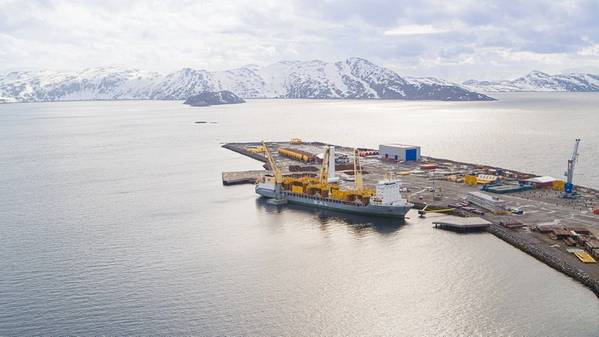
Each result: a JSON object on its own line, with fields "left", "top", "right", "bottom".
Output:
{"left": 222, "top": 170, "right": 265, "bottom": 185}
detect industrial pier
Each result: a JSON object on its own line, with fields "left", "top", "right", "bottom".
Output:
{"left": 432, "top": 217, "right": 491, "bottom": 232}
{"left": 222, "top": 170, "right": 266, "bottom": 185}
{"left": 222, "top": 140, "right": 599, "bottom": 297}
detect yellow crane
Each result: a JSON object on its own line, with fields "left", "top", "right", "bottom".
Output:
{"left": 354, "top": 148, "right": 364, "bottom": 191}
{"left": 319, "top": 146, "right": 331, "bottom": 185}
{"left": 262, "top": 141, "right": 283, "bottom": 184}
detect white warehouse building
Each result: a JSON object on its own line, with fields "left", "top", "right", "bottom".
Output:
{"left": 379, "top": 143, "right": 421, "bottom": 161}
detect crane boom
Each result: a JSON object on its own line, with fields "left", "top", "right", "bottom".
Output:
{"left": 319, "top": 146, "right": 331, "bottom": 185}
{"left": 354, "top": 149, "right": 364, "bottom": 191}
{"left": 262, "top": 141, "right": 283, "bottom": 184}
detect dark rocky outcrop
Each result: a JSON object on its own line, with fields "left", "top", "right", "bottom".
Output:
{"left": 183, "top": 91, "right": 245, "bottom": 107}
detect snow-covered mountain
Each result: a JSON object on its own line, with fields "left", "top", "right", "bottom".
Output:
{"left": 463, "top": 71, "right": 599, "bottom": 92}
{"left": 0, "top": 58, "right": 493, "bottom": 103}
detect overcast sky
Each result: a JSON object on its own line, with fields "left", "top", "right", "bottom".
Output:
{"left": 1, "top": 0, "right": 599, "bottom": 81}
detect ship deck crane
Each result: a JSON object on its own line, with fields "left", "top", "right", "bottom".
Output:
{"left": 319, "top": 146, "right": 331, "bottom": 185}
{"left": 262, "top": 141, "right": 283, "bottom": 184}
{"left": 563, "top": 138, "right": 581, "bottom": 198}
{"left": 354, "top": 148, "right": 364, "bottom": 191}
{"left": 261, "top": 141, "right": 287, "bottom": 205}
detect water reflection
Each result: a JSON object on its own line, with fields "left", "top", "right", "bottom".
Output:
{"left": 3, "top": 99, "right": 599, "bottom": 336}
{"left": 254, "top": 196, "right": 405, "bottom": 235}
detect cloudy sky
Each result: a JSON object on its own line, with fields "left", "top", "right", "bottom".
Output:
{"left": 1, "top": 0, "right": 599, "bottom": 81}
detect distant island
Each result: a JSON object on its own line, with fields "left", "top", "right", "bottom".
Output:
{"left": 184, "top": 91, "right": 245, "bottom": 107}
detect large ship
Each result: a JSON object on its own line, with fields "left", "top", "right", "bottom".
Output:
{"left": 255, "top": 142, "right": 413, "bottom": 218}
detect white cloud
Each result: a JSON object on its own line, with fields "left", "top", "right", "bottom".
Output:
{"left": 0, "top": 0, "right": 598, "bottom": 81}
{"left": 578, "top": 44, "right": 599, "bottom": 56}
{"left": 384, "top": 24, "right": 449, "bottom": 36}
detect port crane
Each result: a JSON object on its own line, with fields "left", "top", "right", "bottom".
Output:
{"left": 563, "top": 138, "right": 581, "bottom": 198}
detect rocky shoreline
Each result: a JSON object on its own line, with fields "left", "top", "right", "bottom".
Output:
{"left": 488, "top": 224, "right": 599, "bottom": 298}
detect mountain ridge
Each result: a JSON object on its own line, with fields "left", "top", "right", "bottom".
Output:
{"left": 463, "top": 71, "right": 599, "bottom": 92}
{"left": 0, "top": 57, "right": 494, "bottom": 103}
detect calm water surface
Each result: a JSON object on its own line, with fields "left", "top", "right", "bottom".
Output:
{"left": 1, "top": 94, "right": 598, "bottom": 336}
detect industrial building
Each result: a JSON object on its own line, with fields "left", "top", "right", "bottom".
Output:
{"left": 379, "top": 143, "right": 421, "bottom": 161}
{"left": 521, "top": 176, "right": 559, "bottom": 189}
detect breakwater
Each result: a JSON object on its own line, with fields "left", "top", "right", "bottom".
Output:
{"left": 488, "top": 224, "right": 599, "bottom": 298}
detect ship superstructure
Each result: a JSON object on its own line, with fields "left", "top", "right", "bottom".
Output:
{"left": 255, "top": 142, "right": 413, "bottom": 218}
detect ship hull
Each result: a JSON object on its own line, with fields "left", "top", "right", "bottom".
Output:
{"left": 256, "top": 186, "right": 412, "bottom": 218}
